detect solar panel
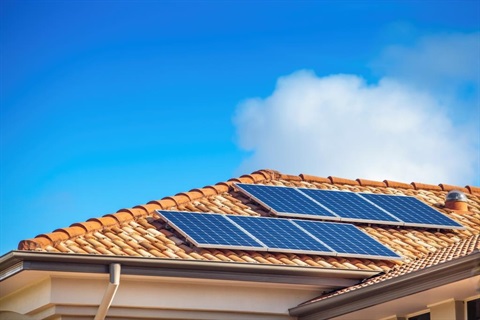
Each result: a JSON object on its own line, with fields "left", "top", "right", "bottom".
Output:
{"left": 293, "top": 220, "right": 402, "bottom": 260}
{"left": 158, "top": 210, "right": 402, "bottom": 260}
{"left": 359, "top": 193, "right": 464, "bottom": 229}
{"left": 158, "top": 211, "right": 266, "bottom": 250}
{"left": 227, "top": 215, "right": 335, "bottom": 255}
{"left": 299, "top": 188, "right": 403, "bottom": 225}
{"left": 236, "top": 183, "right": 339, "bottom": 220}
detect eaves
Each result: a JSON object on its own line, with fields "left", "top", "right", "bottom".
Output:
{"left": 0, "top": 251, "right": 378, "bottom": 289}
{"left": 289, "top": 250, "right": 480, "bottom": 320}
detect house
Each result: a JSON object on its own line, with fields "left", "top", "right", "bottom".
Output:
{"left": 0, "top": 169, "right": 479, "bottom": 320}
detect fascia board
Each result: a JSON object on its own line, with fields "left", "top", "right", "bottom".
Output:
{"left": 0, "top": 251, "right": 378, "bottom": 287}
{"left": 289, "top": 251, "right": 480, "bottom": 319}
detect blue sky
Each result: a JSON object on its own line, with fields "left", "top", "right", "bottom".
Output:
{"left": 1, "top": 1, "right": 479, "bottom": 255}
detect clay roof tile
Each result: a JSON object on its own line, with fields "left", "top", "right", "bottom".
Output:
{"left": 329, "top": 176, "right": 359, "bottom": 186}
{"left": 299, "top": 174, "right": 330, "bottom": 184}
{"left": 439, "top": 183, "right": 469, "bottom": 193}
{"left": 383, "top": 180, "right": 414, "bottom": 189}
{"left": 466, "top": 185, "right": 480, "bottom": 195}
{"left": 356, "top": 178, "right": 387, "bottom": 188}
{"left": 411, "top": 182, "right": 442, "bottom": 191}
{"left": 89, "top": 216, "right": 118, "bottom": 228}
{"left": 134, "top": 203, "right": 161, "bottom": 214}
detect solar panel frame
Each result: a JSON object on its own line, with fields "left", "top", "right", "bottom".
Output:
{"left": 298, "top": 188, "right": 404, "bottom": 226}
{"left": 358, "top": 193, "right": 464, "bottom": 229}
{"left": 236, "top": 183, "right": 341, "bottom": 221}
{"left": 157, "top": 210, "right": 268, "bottom": 251}
{"left": 292, "top": 219, "right": 402, "bottom": 260}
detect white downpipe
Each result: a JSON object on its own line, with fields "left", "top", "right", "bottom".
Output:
{"left": 95, "top": 263, "right": 121, "bottom": 320}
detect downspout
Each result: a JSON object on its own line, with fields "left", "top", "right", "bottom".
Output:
{"left": 95, "top": 263, "right": 121, "bottom": 320}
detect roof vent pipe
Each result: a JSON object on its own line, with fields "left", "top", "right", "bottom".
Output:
{"left": 445, "top": 190, "right": 468, "bottom": 211}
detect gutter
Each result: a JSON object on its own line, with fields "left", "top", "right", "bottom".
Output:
{"left": 289, "top": 251, "right": 480, "bottom": 320}
{"left": 95, "top": 263, "right": 121, "bottom": 320}
{"left": 0, "top": 251, "right": 379, "bottom": 288}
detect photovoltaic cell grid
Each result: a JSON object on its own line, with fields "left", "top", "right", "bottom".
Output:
{"left": 300, "top": 188, "right": 402, "bottom": 225}
{"left": 293, "top": 220, "right": 400, "bottom": 259}
{"left": 360, "top": 193, "right": 463, "bottom": 229}
{"left": 157, "top": 210, "right": 402, "bottom": 260}
{"left": 228, "top": 215, "right": 333, "bottom": 255}
{"left": 158, "top": 211, "right": 265, "bottom": 250}
{"left": 235, "top": 184, "right": 338, "bottom": 220}
{"left": 236, "top": 184, "right": 463, "bottom": 229}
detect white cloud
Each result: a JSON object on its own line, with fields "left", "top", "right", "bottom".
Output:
{"left": 373, "top": 33, "right": 480, "bottom": 93}
{"left": 234, "top": 70, "right": 478, "bottom": 185}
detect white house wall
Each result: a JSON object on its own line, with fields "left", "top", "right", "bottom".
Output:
{"left": 1, "top": 271, "right": 321, "bottom": 319}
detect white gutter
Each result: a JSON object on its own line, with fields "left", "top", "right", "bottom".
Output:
{"left": 95, "top": 263, "right": 121, "bottom": 320}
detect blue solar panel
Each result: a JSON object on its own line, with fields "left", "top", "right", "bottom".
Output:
{"left": 158, "top": 211, "right": 266, "bottom": 250}
{"left": 359, "top": 193, "right": 463, "bottom": 229}
{"left": 299, "top": 188, "right": 402, "bottom": 225}
{"left": 227, "top": 215, "right": 335, "bottom": 255}
{"left": 158, "top": 210, "right": 403, "bottom": 260}
{"left": 236, "top": 183, "right": 339, "bottom": 220}
{"left": 293, "top": 220, "right": 401, "bottom": 259}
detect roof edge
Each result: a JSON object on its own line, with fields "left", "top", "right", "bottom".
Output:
{"left": 0, "top": 251, "right": 378, "bottom": 287}
{"left": 17, "top": 169, "right": 278, "bottom": 250}
{"left": 289, "top": 250, "right": 480, "bottom": 319}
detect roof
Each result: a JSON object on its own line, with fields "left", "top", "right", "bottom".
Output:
{"left": 298, "top": 233, "right": 480, "bottom": 305}
{"left": 16, "top": 169, "right": 480, "bottom": 276}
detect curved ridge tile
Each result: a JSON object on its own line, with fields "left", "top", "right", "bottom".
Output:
{"left": 299, "top": 174, "right": 330, "bottom": 184}
{"left": 18, "top": 237, "right": 52, "bottom": 250}
{"left": 177, "top": 191, "right": 200, "bottom": 202}
{"left": 135, "top": 203, "right": 162, "bottom": 214}
{"left": 439, "top": 183, "right": 469, "bottom": 193}
{"left": 238, "top": 175, "right": 256, "bottom": 184}
{"left": 329, "top": 176, "right": 359, "bottom": 186}
{"left": 356, "top": 178, "right": 387, "bottom": 188}
{"left": 106, "top": 212, "right": 134, "bottom": 224}
{"left": 70, "top": 221, "right": 103, "bottom": 233}
{"left": 466, "top": 185, "right": 480, "bottom": 195}
{"left": 278, "top": 173, "right": 303, "bottom": 182}
{"left": 90, "top": 216, "right": 118, "bottom": 227}
{"left": 117, "top": 207, "right": 148, "bottom": 218}
{"left": 383, "top": 180, "right": 414, "bottom": 189}
{"left": 411, "top": 182, "right": 442, "bottom": 191}
{"left": 54, "top": 226, "right": 86, "bottom": 238}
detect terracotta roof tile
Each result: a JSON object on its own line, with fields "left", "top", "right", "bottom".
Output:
{"left": 467, "top": 185, "right": 480, "bottom": 195}
{"left": 439, "top": 183, "right": 469, "bottom": 193}
{"left": 411, "top": 182, "right": 442, "bottom": 191}
{"left": 383, "top": 179, "right": 414, "bottom": 189}
{"left": 356, "top": 178, "right": 387, "bottom": 188}
{"left": 328, "top": 176, "right": 359, "bottom": 186}
{"left": 16, "top": 170, "right": 480, "bottom": 280}
{"left": 302, "top": 234, "right": 480, "bottom": 305}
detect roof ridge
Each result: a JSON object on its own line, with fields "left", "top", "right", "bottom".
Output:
{"left": 17, "top": 169, "right": 479, "bottom": 251}
{"left": 17, "top": 169, "right": 276, "bottom": 250}
{"left": 294, "top": 172, "right": 478, "bottom": 194}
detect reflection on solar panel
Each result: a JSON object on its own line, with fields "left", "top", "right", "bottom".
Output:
{"left": 157, "top": 210, "right": 402, "bottom": 260}
{"left": 360, "top": 193, "right": 464, "bottom": 229}
{"left": 293, "top": 220, "right": 401, "bottom": 259}
{"left": 299, "top": 188, "right": 402, "bottom": 225}
{"left": 236, "top": 184, "right": 464, "bottom": 229}
{"left": 236, "top": 183, "right": 339, "bottom": 220}
{"left": 227, "top": 215, "right": 333, "bottom": 255}
{"left": 158, "top": 211, "right": 266, "bottom": 250}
